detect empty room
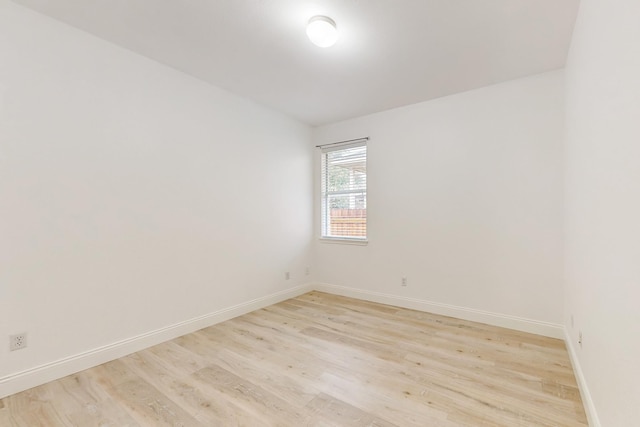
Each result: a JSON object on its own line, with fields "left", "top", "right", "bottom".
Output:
{"left": 1, "top": 0, "right": 638, "bottom": 426}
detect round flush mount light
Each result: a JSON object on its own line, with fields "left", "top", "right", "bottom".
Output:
{"left": 306, "top": 15, "right": 338, "bottom": 48}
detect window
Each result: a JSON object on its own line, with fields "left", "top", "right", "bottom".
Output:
{"left": 320, "top": 140, "right": 367, "bottom": 241}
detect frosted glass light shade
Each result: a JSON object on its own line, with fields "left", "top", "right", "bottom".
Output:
{"left": 306, "top": 16, "right": 338, "bottom": 48}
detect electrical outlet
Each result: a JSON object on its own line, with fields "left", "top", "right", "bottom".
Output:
{"left": 578, "top": 331, "right": 583, "bottom": 348}
{"left": 401, "top": 277, "right": 407, "bottom": 287}
{"left": 285, "top": 272, "right": 290, "bottom": 280}
{"left": 305, "top": 266, "right": 310, "bottom": 276}
{"left": 10, "top": 333, "right": 27, "bottom": 351}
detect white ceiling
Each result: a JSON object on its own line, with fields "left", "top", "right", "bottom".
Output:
{"left": 12, "top": 0, "right": 580, "bottom": 126}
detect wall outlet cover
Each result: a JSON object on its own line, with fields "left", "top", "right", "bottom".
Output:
{"left": 10, "top": 333, "right": 27, "bottom": 351}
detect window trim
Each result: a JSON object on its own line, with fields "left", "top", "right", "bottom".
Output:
{"left": 319, "top": 140, "right": 368, "bottom": 242}
{"left": 319, "top": 236, "right": 369, "bottom": 245}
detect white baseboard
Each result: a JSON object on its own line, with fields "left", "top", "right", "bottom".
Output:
{"left": 564, "top": 327, "right": 601, "bottom": 427}
{"left": 313, "top": 283, "right": 565, "bottom": 339}
{"left": 0, "top": 283, "right": 313, "bottom": 399}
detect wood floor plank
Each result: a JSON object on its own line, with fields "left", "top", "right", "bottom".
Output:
{"left": 305, "top": 392, "right": 398, "bottom": 427}
{"left": 120, "top": 350, "right": 255, "bottom": 426}
{"left": 0, "top": 291, "right": 588, "bottom": 426}
{"left": 105, "top": 376, "right": 201, "bottom": 426}
{"left": 192, "top": 364, "right": 308, "bottom": 426}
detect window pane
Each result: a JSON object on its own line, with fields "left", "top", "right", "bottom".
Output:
{"left": 326, "top": 147, "right": 367, "bottom": 192}
{"left": 327, "top": 194, "right": 367, "bottom": 238}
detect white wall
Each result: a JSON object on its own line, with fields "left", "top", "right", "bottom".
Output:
{"left": 0, "top": 1, "right": 312, "bottom": 396}
{"left": 313, "top": 71, "right": 565, "bottom": 331}
{"left": 563, "top": 0, "right": 640, "bottom": 425}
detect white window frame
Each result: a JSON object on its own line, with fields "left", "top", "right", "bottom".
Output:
{"left": 319, "top": 139, "right": 368, "bottom": 244}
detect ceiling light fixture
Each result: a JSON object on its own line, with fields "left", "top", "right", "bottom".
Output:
{"left": 306, "top": 15, "right": 338, "bottom": 48}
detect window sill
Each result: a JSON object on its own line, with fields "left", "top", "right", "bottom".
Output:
{"left": 319, "top": 237, "right": 368, "bottom": 246}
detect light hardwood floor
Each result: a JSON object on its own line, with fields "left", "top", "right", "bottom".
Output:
{"left": 0, "top": 291, "right": 588, "bottom": 426}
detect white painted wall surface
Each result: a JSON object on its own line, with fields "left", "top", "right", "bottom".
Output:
{"left": 564, "top": 0, "right": 640, "bottom": 425}
{"left": 313, "top": 71, "right": 565, "bottom": 326}
{"left": 0, "top": 1, "right": 312, "bottom": 393}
